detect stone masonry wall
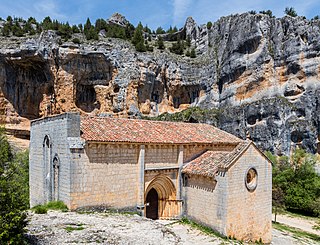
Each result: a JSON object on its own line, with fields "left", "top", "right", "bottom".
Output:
{"left": 145, "top": 144, "right": 179, "bottom": 169}
{"left": 183, "top": 174, "right": 228, "bottom": 235}
{"left": 29, "top": 113, "right": 80, "bottom": 208}
{"left": 183, "top": 145, "right": 208, "bottom": 162}
{"left": 226, "top": 144, "right": 272, "bottom": 243}
{"left": 69, "top": 143, "right": 140, "bottom": 210}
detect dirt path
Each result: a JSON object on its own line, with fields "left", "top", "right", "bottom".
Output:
{"left": 273, "top": 214, "right": 320, "bottom": 236}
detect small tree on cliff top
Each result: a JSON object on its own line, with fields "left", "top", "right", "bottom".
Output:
{"left": 285, "top": 7, "right": 298, "bottom": 17}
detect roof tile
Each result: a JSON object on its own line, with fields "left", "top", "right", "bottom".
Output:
{"left": 80, "top": 116, "right": 242, "bottom": 144}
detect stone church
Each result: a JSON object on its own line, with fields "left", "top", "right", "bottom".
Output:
{"left": 29, "top": 112, "right": 272, "bottom": 242}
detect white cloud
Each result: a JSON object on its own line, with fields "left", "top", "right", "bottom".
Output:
{"left": 173, "top": 0, "right": 192, "bottom": 26}
{"left": 33, "top": 0, "right": 66, "bottom": 20}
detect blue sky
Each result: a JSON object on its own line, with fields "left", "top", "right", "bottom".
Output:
{"left": 1, "top": 0, "right": 320, "bottom": 29}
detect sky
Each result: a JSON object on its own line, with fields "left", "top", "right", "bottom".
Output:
{"left": 0, "top": 0, "right": 320, "bottom": 30}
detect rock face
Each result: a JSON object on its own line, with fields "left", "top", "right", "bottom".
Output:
{"left": 0, "top": 13, "right": 320, "bottom": 155}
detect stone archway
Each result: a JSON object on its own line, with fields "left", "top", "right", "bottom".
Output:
{"left": 145, "top": 174, "right": 180, "bottom": 219}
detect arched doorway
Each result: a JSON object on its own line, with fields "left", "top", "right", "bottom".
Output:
{"left": 145, "top": 174, "right": 181, "bottom": 219}
{"left": 146, "top": 188, "right": 159, "bottom": 220}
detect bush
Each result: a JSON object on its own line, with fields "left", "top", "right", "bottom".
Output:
{"left": 32, "top": 201, "right": 68, "bottom": 214}
{"left": 207, "top": 21, "right": 212, "bottom": 29}
{"left": 72, "top": 38, "right": 81, "bottom": 44}
{"left": 271, "top": 149, "right": 320, "bottom": 217}
{"left": 157, "top": 36, "right": 165, "bottom": 50}
{"left": 285, "top": 7, "right": 297, "bottom": 17}
{"left": 0, "top": 128, "right": 28, "bottom": 244}
{"left": 190, "top": 48, "right": 196, "bottom": 58}
{"left": 46, "top": 201, "right": 68, "bottom": 212}
{"left": 33, "top": 205, "right": 48, "bottom": 214}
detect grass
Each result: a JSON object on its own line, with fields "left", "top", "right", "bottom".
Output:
{"left": 179, "top": 217, "right": 228, "bottom": 240}
{"left": 273, "top": 221, "right": 320, "bottom": 242}
{"left": 64, "top": 224, "right": 85, "bottom": 232}
{"left": 45, "top": 201, "right": 68, "bottom": 212}
{"left": 32, "top": 201, "right": 68, "bottom": 214}
{"left": 32, "top": 205, "right": 48, "bottom": 214}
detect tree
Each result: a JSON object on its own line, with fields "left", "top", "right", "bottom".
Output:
{"left": 42, "top": 16, "right": 53, "bottom": 30}
{"left": 57, "top": 22, "right": 72, "bottom": 40}
{"left": 0, "top": 128, "right": 28, "bottom": 244}
{"left": 84, "top": 18, "right": 98, "bottom": 40}
{"left": 207, "top": 21, "right": 212, "bottom": 29}
{"left": 285, "top": 7, "right": 297, "bottom": 17}
{"left": 12, "top": 21, "right": 24, "bottom": 37}
{"left": 272, "top": 187, "right": 285, "bottom": 222}
{"left": 259, "top": 10, "right": 274, "bottom": 18}
{"left": 270, "top": 149, "right": 320, "bottom": 217}
{"left": 156, "top": 26, "right": 165, "bottom": 34}
{"left": 95, "top": 18, "right": 107, "bottom": 32}
{"left": 2, "top": 23, "right": 11, "bottom": 36}
{"left": 170, "top": 35, "right": 184, "bottom": 55}
{"left": 132, "top": 22, "right": 146, "bottom": 52}
{"left": 190, "top": 48, "right": 196, "bottom": 58}
{"left": 143, "top": 24, "right": 151, "bottom": 34}
{"left": 186, "top": 35, "right": 191, "bottom": 47}
{"left": 157, "top": 36, "right": 165, "bottom": 50}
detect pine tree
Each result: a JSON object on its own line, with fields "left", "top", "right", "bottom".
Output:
{"left": 132, "top": 22, "right": 146, "bottom": 52}
{"left": 157, "top": 36, "right": 165, "bottom": 50}
{"left": 190, "top": 48, "right": 196, "bottom": 58}
{"left": 285, "top": 7, "right": 297, "bottom": 17}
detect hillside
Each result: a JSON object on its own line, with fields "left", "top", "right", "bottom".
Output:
{"left": 0, "top": 13, "right": 319, "bottom": 155}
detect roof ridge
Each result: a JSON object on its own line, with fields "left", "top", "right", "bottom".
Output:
{"left": 80, "top": 115, "right": 216, "bottom": 127}
{"left": 219, "top": 140, "right": 251, "bottom": 169}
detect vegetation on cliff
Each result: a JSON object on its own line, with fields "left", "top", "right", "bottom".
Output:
{"left": 143, "top": 107, "right": 221, "bottom": 126}
{"left": 0, "top": 128, "right": 29, "bottom": 244}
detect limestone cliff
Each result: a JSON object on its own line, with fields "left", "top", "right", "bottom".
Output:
{"left": 0, "top": 13, "right": 319, "bottom": 155}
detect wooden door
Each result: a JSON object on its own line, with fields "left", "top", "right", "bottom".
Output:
{"left": 146, "top": 188, "right": 159, "bottom": 220}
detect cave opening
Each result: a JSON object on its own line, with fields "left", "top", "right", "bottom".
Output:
{"left": 2, "top": 58, "right": 53, "bottom": 119}
{"left": 291, "top": 131, "right": 304, "bottom": 144}
{"left": 75, "top": 84, "right": 99, "bottom": 112}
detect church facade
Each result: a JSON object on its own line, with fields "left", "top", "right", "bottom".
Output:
{"left": 29, "top": 112, "right": 272, "bottom": 242}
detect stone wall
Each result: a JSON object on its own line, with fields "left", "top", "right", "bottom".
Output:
{"left": 69, "top": 143, "right": 140, "bottom": 210}
{"left": 226, "top": 144, "right": 272, "bottom": 243}
{"left": 183, "top": 144, "right": 208, "bottom": 162}
{"left": 182, "top": 174, "right": 228, "bottom": 235}
{"left": 29, "top": 113, "right": 80, "bottom": 208}
{"left": 145, "top": 144, "right": 178, "bottom": 169}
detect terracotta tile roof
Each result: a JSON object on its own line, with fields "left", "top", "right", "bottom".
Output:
{"left": 80, "top": 116, "right": 242, "bottom": 144}
{"left": 182, "top": 141, "right": 251, "bottom": 177}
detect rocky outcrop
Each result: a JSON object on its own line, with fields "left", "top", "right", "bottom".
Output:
{"left": 0, "top": 13, "right": 320, "bottom": 155}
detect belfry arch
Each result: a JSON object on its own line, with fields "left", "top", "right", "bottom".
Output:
{"left": 145, "top": 174, "right": 180, "bottom": 219}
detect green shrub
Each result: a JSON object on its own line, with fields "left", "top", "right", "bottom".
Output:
{"left": 285, "top": 7, "right": 297, "bottom": 17}
{"left": 72, "top": 38, "right": 81, "bottom": 44}
{"left": 271, "top": 149, "right": 320, "bottom": 217}
{"left": 46, "top": 201, "right": 68, "bottom": 212}
{"left": 33, "top": 205, "right": 48, "bottom": 214}
{"left": 64, "top": 224, "right": 85, "bottom": 232}
{"left": 0, "top": 128, "right": 29, "bottom": 244}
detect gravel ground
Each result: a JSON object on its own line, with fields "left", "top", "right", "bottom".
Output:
{"left": 273, "top": 214, "right": 320, "bottom": 236}
{"left": 25, "top": 211, "right": 318, "bottom": 245}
